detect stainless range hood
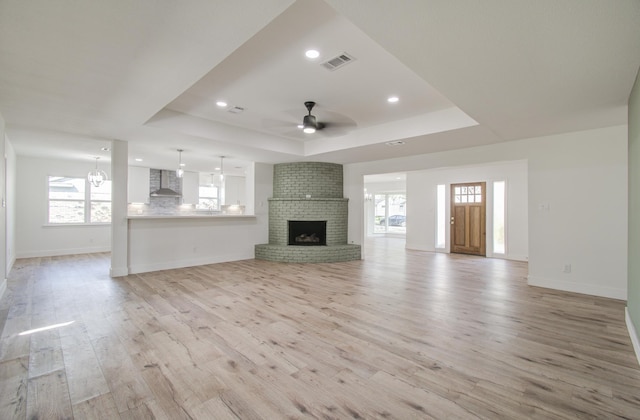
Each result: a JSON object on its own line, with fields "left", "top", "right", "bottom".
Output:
{"left": 150, "top": 170, "right": 181, "bottom": 197}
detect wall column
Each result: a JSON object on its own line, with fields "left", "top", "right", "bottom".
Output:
{"left": 628, "top": 66, "right": 640, "bottom": 365}
{"left": 110, "top": 139, "right": 128, "bottom": 277}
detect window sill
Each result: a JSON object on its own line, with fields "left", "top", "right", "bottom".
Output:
{"left": 43, "top": 223, "right": 111, "bottom": 227}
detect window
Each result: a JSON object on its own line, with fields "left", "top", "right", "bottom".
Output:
{"left": 373, "top": 193, "right": 406, "bottom": 234}
{"left": 48, "top": 176, "right": 111, "bottom": 224}
{"left": 197, "top": 185, "right": 219, "bottom": 210}
{"left": 90, "top": 181, "right": 112, "bottom": 223}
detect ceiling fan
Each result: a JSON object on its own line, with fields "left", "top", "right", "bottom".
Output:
{"left": 302, "top": 101, "right": 324, "bottom": 134}
{"left": 262, "top": 101, "right": 356, "bottom": 138}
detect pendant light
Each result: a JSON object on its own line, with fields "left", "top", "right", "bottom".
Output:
{"left": 87, "top": 157, "right": 108, "bottom": 187}
{"left": 219, "top": 156, "right": 225, "bottom": 183}
{"left": 176, "top": 149, "right": 184, "bottom": 178}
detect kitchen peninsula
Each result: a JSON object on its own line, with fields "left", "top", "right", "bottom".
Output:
{"left": 126, "top": 166, "right": 264, "bottom": 274}
{"left": 127, "top": 213, "right": 258, "bottom": 274}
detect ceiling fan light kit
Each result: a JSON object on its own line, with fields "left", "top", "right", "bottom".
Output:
{"left": 302, "top": 101, "right": 325, "bottom": 134}
{"left": 303, "top": 115, "right": 316, "bottom": 133}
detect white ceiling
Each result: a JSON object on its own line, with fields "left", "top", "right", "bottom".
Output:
{"left": 1, "top": 0, "right": 639, "bottom": 178}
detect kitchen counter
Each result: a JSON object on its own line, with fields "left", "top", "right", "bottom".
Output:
{"left": 127, "top": 214, "right": 255, "bottom": 219}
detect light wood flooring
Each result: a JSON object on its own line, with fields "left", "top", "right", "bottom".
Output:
{"left": 1, "top": 237, "right": 640, "bottom": 419}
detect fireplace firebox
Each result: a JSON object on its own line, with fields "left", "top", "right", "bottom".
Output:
{"left": 288, "top": 221, "right": 327, "bottom": 246}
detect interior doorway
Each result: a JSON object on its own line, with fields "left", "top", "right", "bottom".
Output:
{"left": 451, "top": 182, "right": 486, "bottom": 256}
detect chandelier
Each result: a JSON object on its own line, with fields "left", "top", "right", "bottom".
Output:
{"left": 87, "top": 157, "right": 108, "bottom": 187}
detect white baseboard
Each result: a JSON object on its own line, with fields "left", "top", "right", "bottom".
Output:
{"left": 16, "top": 246, "right": 111, "bottom": 259}
{"left": 128, "top": 252, "right": 254, "bottom": 275}
{"left": 405, "top": 242, "right": 433, "bottom": 252}
{"left": 626, "top": 308, "right": 640, "bottom": 368}
{"left": 7, "top": 254, "right": 15, "bottom": 275}
{"left": 527, "top": 275, "right": 626, "bottom": 300}
{"left": 505, "top": 254, "right": 528, "bottom": 262}
{"left": 0, "top": 278, "right": 6, "bottom": 301}
{"left": 109, "top": 267, "right": 129, "bottom": 277}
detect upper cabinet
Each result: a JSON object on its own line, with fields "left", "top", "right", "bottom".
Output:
{"left": 128, "top": 166, "right": 150, "bottom": 203}
{"left": 224, "top": 175, "right": 246, "bottom": 205}
{"left": 182, "top": 171, "right": 199, "bottom": 204}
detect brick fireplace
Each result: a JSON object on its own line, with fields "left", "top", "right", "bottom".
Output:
{"left": 255, "top": 162, "right": 361, "bottom": 263}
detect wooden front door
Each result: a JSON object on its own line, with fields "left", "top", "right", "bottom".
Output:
{"left": 451, "top": 182, "right": 486, "bottom": 256}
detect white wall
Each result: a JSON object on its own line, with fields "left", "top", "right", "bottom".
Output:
{"left": 253, "top": 162, "right": 273, "bottom": 244}
{"left": 0, "top": 115, "right": 6, "bottom": 300}
{"left": 364, "top": 180, "right": 406, "bottom": 194}
{"left": 406, "top": 160, "right": 528, "bottom": 261}
{"left": 345, "top": 125, "right": 628, "bottom": 300}
{"left": 5, "top": 138, "right": 16, "bottom": 273}
{"left": 16, "top": 156, "right": 112, "bottom": 257}
{"left": 527, "top": 129, "right": 627, "bottom": 300}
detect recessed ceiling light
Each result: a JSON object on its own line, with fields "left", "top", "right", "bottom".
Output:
{"left": 179, "top": 163, "right": 186, "bottom": 167}
{"left": 214, "top": 167, "right": 221, "bottom": 171}
{"left": 387, "top": 96, "right": 399, "bottom": 103}
{"left": 135, "top": 158, "right": 143, "bottom": 162}
{"left": 216, "top": 101, "right": 228, "bottom": 107}
{"left": 305, "top": 49, "right": 320, "bottom": 59}
{"left": 101, "top": 147, "right": 110, "bottom": 151}
{"left": 297, "top": 124, "right": 304, "bottom": 129}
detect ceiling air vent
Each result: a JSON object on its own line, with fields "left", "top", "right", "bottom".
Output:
{"left": 321, "top": 52, "right": 355, "bottom": 71}
{"left": 227, "top": 106, "right": 245, "bottom": 114}
{"left": 385, "top": 140, "right": 405, "bottom": 146}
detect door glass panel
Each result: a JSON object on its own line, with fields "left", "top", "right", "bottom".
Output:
{"left": 453, "top": 184, "right": 483, "bottom": 204}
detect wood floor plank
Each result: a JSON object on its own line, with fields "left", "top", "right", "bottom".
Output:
{"left": 0, "top": 356, "right": 28, "bottom": 419}
{"left": 1, "top": 240, "right": 639, "bottom": 419}
{"left": 72, "top": 393, "right": 121, "bottom": 420}
{"left": 26, "top": 369, "right": 73, "bottom": 420}
{"left": 28, "top": 329, "right": 65, "bottom": 379}
{"left": 0, "top": 315, "right": 31, "bottom": 362}
{"left": 91, "top": 333, "right": 154, "bottom": 413}
{"left": 191, "top": 396, "right": 240, "bottom": 420}
{"left": 59, "top": 331, "right": 111, "bottom": 405}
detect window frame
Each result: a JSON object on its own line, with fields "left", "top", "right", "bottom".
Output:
{"left": 197, "top": 184, "right": 220, "bottom": 211}
{"left": 47, "top": 175, "right": 112, "bottom": 225}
